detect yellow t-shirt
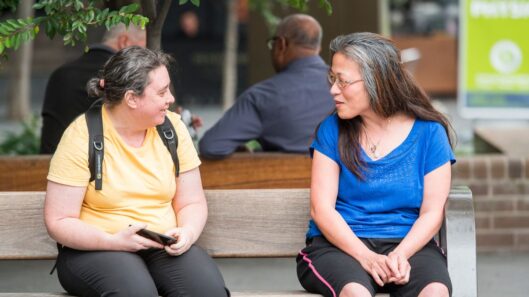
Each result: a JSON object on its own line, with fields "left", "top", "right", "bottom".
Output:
{"left": 47, "top": 106, "right": 201, "bottom": 234}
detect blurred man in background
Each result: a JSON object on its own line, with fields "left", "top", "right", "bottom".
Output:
{"left": 199, "top": 14, "right": 333, "bottom": 159}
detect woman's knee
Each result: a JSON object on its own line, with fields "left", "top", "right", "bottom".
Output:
{"left": 57, "top": 249, "right": 158, "bottom": 297}
{"left": 172, "top": 258, "right": 228, "bottom": 296}
{"left": 339, "top": 282, "right": 371, "bottom": 297}
{"left": 163, "top": 273, "right": 228, "bottom": 297}
{"left": 154, "top": 246, "right": 228, "bottom": 297}
{"left": 418, "top": 282, "right": 450, "bottom": 297}
{"left": 64, "top": 277, "right": 158, "bottom": 297}
{"left": 95, "top": 274, "right": 159, "bottom": 297}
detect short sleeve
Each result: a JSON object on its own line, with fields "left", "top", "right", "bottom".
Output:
{"left": 424, "top": 122, "right": 456, "bottom": 175}
{"left": 167, "top": 112, "right": 201, "bottom": 173}
{"left": 310, "top": 114, "right": 339, "bottom": 163}
{"left": 47, "top": 115, "right": 91, "bottom": 186}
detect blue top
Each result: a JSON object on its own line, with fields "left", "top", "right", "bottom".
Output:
{"left": 199, "top": 56, "right": 334, "bottom": 158}
{"left": 307, "top": 114, "right": 456, "bottom": 239}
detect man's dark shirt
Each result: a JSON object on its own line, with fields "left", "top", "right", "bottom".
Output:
{"left": 199, "top": 55, "right": 334, "bottom": 158}
{"left": 40, "top": 45, "right": 115, "bottom": 154}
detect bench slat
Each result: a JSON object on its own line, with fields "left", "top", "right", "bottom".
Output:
{"left": 200, "top": 154, "right": 311, "bottom": 189}
{"left": 197, "top": 189, "right": 310, "bottom": 257}
{"left": 0, "top": 189, "right": 311, "bottom": 259}
{"left": 0, "top": 155, "right": 51, "bottom": 191}
{"left": 0, "top": 191, "right": 56, "bottom": 259}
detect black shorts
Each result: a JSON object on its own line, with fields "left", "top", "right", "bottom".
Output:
{"left": 296, "top": 236, "right": 452, "bottom": 297}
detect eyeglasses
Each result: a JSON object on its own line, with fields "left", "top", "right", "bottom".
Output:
{"left": 266, "top": 36, "right": 280, "bottom": 50}
{"left": 327, "top": 72, "right": 363, "bottom": 89}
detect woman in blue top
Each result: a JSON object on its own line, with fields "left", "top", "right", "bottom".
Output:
{"left": 296, "top": 32, "right": 455, "bottom": 297}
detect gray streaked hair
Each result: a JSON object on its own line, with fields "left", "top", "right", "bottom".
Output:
{"left": 86, "top": 46, "right": 173, "bottom": 106}
{"left": 276, "top": 14, "right": 322, "bottom": 50}
{"left": 329, "top": 32, "right": 403, "bottom": 114}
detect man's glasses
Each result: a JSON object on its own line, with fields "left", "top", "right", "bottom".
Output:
{"left": 327, "top": 72, "right": 363, "bottom": 89}
{"left": 266, "top": 36, "right": 280, "bottom": 50}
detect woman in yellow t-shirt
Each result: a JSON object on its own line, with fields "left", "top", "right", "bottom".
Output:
{"left": 44, "top": 46, "right": 228, "bottom": 297}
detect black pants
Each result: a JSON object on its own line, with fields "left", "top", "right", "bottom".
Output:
{"left": 56, "top": 245, "right": 229, "bottom": 297}
{"left": 297, "top": 237, "right": 452, "bottom": 297}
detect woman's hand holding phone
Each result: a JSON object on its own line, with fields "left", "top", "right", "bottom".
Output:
{"left": 135, "top": 228, "right": 177, "bottom": 246}
{"left": 164, "top": 227, "right": 195, "bottom": 256}
{"left": 112, "top": 224, "right": 165, "bottom": 251}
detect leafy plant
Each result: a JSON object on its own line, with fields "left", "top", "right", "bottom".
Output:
{"left": 0, "top": 0, "right": 332, "bottom": 59}
{"left": 0, "top": 0, "right": 150, "bottom": 60}
{"left": 251, "top": 0, "right": 332, "bottom": 32}
{"left": 0, "top": 115, "right": 40, "bottom": 155}
{"left": 0, "top": 0, "right": 19, "bottom": 11}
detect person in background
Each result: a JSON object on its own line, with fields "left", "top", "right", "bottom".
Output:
{"left": 40, "top": 24, "right": 146, "bottom": 154}
{"left": 44, "top": 46, "right": 228, "bottom": 297}
{"left": 198, "top": 14, "right": 334, "bottom": 159}
{"left": 297, "top": 32, "right": 455, "bottom": 297}
{"left": 40, "top": 24, "right": 202, "bottom": 154}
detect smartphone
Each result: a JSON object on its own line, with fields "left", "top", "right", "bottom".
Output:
{"left": 136, "top": 228, "right": 177, "bottom": 246}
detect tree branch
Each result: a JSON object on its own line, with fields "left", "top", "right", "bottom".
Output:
{"left": 140, "top": 0, "right": 157, "bottom": 20}
{"left": 148, "top": 0, "right": 171, "bottom": 50}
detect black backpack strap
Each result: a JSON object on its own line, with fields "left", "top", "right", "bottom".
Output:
{"left": 86, "top": 98, "right": 104, "bottom": 190}
{"left": 156, "top": 116, "right": 180, "bottom": 177}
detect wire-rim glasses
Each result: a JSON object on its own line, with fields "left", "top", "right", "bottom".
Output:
{"left": 327, "top": 72, "right": 363, "bottom": 89}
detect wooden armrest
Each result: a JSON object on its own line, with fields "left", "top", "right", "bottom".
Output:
{"left": 439, "top": 186, "right": 477, "bottom": 297}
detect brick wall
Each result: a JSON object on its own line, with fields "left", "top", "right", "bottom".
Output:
{"left": 453, "top": 155, "right": 529, "bottom": 252}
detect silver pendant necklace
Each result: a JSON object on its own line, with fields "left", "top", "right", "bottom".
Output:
{"left": 363, "top": 118, "right": 391, "bottom": 160}
{"left": 364, "top": 130, "right": 382, "bottom": 159}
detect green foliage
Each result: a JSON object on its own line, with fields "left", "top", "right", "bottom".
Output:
{"left": 316, "top": 0, "right": 332, "bottom": 15}
{"left": 0, "top": 0, "right": 18, "bottom": 11}
{"left": 0, "top": 115, "right": 40, "bottom": 155}
{"left": 244, "top": 140, "right": 263, "bottom": 153}
{"left": 0, "top": 0, "right": 149, "bottom": 61}
{"left": 250, "top": 0, "right": 282, "bottom": 29}
{"left": 250, "top": 0, "right": 332, "bottom": 33}
{"left": 179, "top": 0, "right": 200, "bottom": 6}
{"left": 0, "top": 0, "right": 330, "bottom": 59}
{"left": 282, "top": 0, "right": 332, "bottom": 14}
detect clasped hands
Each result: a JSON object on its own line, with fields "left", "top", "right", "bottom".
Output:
{"left": 358, "top": 250, "right": 411, "bottom": 287}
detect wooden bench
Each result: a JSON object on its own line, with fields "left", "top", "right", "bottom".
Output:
{"left": 0, "top": 153, "right": 312, "bottom": 191}
{"left": 0, "top": 188, "right": 476, "bottom": 296}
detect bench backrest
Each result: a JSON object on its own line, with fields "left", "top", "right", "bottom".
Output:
{"left": 0, "top": 153, "right": 312, "bottom": 191}
{"left": 0, "top": 189, "right": 311, "bottom": 259}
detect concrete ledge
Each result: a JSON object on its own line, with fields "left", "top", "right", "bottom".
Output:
{"left": 474, "top": 126, "right": 529, "bottom": 157}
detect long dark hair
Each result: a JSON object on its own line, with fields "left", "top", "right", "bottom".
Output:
{"left": 326, "top": 32, "right": 455, "bottom": 179}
